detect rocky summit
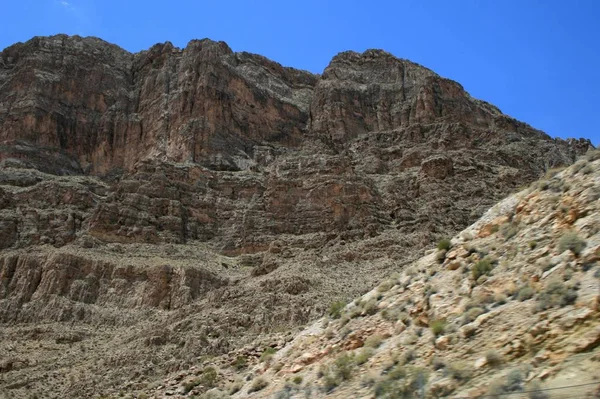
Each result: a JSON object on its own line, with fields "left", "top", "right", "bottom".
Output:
{"left": 0, "top": 34, "right": 595, "bottom": 398}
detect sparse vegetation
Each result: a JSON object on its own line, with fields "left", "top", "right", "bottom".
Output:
{"left": 249, "top": 378, "right": 269, "bottom": 393}
{"left": 377, "top": 280, "right": 394, "bottom": 292}
{"left": 517, "top": 286, "right": 535, "bottom": 301}
{"left": 535, "top": 280, "right": 578, "bottom": 311}
{"left": 364, "top": 334, "right": 384, "bottom": 349}
{"left": 292, "top": 375, "right": 303, "bottom": 385}
{"left": 233, "top": 355, "right": 247, "bottom": 370}
{"left": 437, "top": 239, "right": 452, "bottom": 251}
{"left": 472, "top": 257, "right": 494, "bottom": 280}
{"left": 328, "top": 301, "right": 345, "bottom": 319}
{"left": 447, "top": 362, "right": 473, "bottom": 381}
{"left": 430, "top": 319, "right": 446, "bottom": 336}
{"left": 355, "top": 348, "right": 375, "bottom": 365}
{"left": 361, "top": 299, "right": 379, "bottom": 316}
{"left": 260, "top": 347, "right": 278, "bottom": 362}
{"left": 558, "top": 231, "right": 586, "bottom": 256}
{"left": 374, "top": 366, "right": 428, "bottom": 398}
{"left": 487, "top": 369, "right": 523, "bottom": 397}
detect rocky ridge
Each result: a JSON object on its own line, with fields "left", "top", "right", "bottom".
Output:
{"left": 0, "top": 34, "right": 595, "bottom": 398}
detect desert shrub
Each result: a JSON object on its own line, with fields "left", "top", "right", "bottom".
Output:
{"left": 472, "top": 258, "right": 494, "bottom": 280}
{"left": 517, "top": 286, "right": 535, "bottom": 301}
{"left": 399, "top": 349, "right": 416, "bottom": 365}
{"left": 233, "top": 356, "right": 247, "bottom": 370}
{"left": 365, "top": 334, "right": 384, "bottom": 349}
{"left": 320, "top": 352, "right": 356, "bottom": 393}
{"left": 378, "top": 280, "right": 394, "bottom": 292}
{"left": 249, "top": 378, "right": 268, "bottom": 393}
{"left": 227, "top": 379, "right": 243, "bottom": 395}
{"left": 260, "top": 347, "right": 277, "bottom": 362}
{"left": 355, "top": 348, "right": 375, "bottom": 365}
{"left": 362, "top": 299, "right": 379, "bottom": 316}
{"left": 488, "top": 369, "right": 524, "bottom": 397}
{"left": 528, "top": 241, "right": 537, "bottom": 250}
{"left": 535, "top": 281, "right": 578, "bottom": 311}
{"left": 381, "top": 307, "right": 400, "bottom": 322}
{"left": 485, "top": 350, "right": 503, "bottom": 367}
{"left": 322, "top": 371, "right": 339, "bottom": 393}
{"left": 374, "top": 366, "right": 428, "bottom": 399}
{"left": 292, "top": 375, "right": 303, "bottom": 384}
{"left": 447, "top": 362, "right": 473, "bottom": 381}
{"left": 437, "top": 239, "right": 452, "bottom": 251}
{"left": 334, "top": 352, "right": 355, "bottom": 381}
{"left": 199, "top": 367, "right": 218, "bottom": 388}
{"left": 430, "top": 319, "right": 446, "bottom": 336}
{"left": 182, "top": 379, "right": 202, "bottom": 394}
{"left": 558, "top": 232, "right": 586, "bottom": 256}
{"left": 463, "top": 307, "right": 485, "bottom": 324}
{"left": 328, "top": 301, "right": 345, "bottom": 319}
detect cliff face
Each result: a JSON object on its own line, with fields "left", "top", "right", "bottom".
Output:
{"left": 0, "top": 35, "right": 317, "bottom": 173}
{"left": 0, "top": 34, "right": 595, "bottom": 398}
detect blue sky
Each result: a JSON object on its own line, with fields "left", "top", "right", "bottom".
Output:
{"left": 1, "top": 1, "right": 599, "bottom": 145}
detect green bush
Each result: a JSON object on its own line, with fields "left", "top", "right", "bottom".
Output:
{"left": 447, "top": 362, "right": 473, "bottom": 381}
{"left": 355, "top": 348, "right": 374, "bottom": 365}
{"left": 558, "top": 232, "right": 586, "bottom": 256}
{"left": 260, "top": 347, "right": 277, "bottom": 362}
{"left": 328, "top": 301, "right": 346, "bottom": 319}
{"left": 374, "top": 366, "right": 428, "bottom": 399}
{"left": 233, "top": 355, "right": 247, "bottom": 370}
{"left": 472, "top": 258, "right": 494, "bottom": 280}
{"left": 292, "top": 375, "right": 303, "bottom": 385}
{"left": 365, "top": 334, "right": 384, "bottom": 349}
{"left": 201, "top": 367, "right": 218, "bottom": 387}
{"left": 249, "top": 378, "right": 268, "bottom": 393}
{"left": 535, "top": 281, "right": 578, "bottom": 311}
{"left": 487, "top": 369, "right": 523, "bottom": 397}
{"left": 377, "top": 280, "right": 394, "bottom": 292}
{"left": 334, "top": 352, "right": 355, "bottom": 381}
{"left": 517, "top": 286, "right": 535, "bottom": 301}
{"left": 362, "top": 299, "right": 379, "bottom": 316}
{"left": 437, "top": 239, "right": 452, "bottom": 251}
{"left": 430, "top": 319, "right": 446, "bottom": 336}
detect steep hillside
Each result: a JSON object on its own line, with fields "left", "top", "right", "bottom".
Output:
{"left": 198, "top": 150, "right": 599, "bottom": 399}
{"left": 0, "top": 35, "right": 594, "bottom": 398}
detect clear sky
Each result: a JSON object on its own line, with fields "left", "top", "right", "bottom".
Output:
{"left": 1, "top": 1, "right": 598, "bottom": 145}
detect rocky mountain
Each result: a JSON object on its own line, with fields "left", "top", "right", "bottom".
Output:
{"left": 0, "top": 34, "right": 594, "bottom": 398}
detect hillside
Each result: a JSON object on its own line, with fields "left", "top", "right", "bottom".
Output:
{"left": 202, "top": 150, "right": 599, "bottom": 399}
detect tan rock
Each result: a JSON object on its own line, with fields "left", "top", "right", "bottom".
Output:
{"left": 435, "top": 335, "right": 450, "bottom": 350}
